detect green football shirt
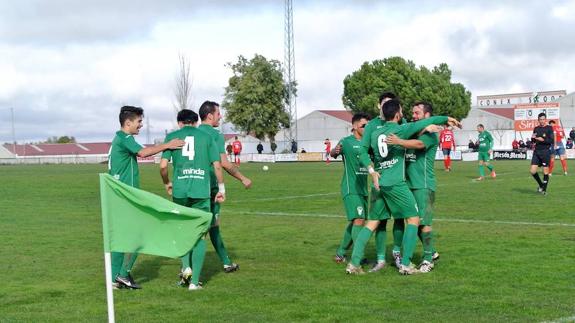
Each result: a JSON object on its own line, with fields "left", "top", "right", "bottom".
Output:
{"left": 108, "top": 130, "right": 143, "bottom": 188}
{"left": 406, "top": 132, "right": 439, "bottom": 191}
{"left": 338, "top": 135, "right": 368, "bottom": 197}
{"left": 359, "top": 116, "right": 447, "bottom": 187}
{"left": 477, "top": 131, "right": 493, "bottom": 152}
{"left": 162, "top": 126, "right": 220, "bottom": 199}
{"left": 360, "top": 118, "right": 386, "bottom": 152}
{"left": 197, "top": 124, "right": 226, "bottom": 190}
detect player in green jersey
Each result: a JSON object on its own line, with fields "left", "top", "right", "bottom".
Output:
{"left": 330, "top": 113, "right": 372, "bottom": 264}
{"left": 360, "top": 92, "right": 407, "bottom": 269}
{"left": 476, "top": 124, "right": 496, "bottom": 180}
{"left": 386, "top": 102, "right": 442, "bottom": 273}
{"left": 160, "top": 109, "right": 225, "bottom": 291}
{"left": 108, "top": 105, "right": 185, "bottom": 289}
{"left": 347, "top": 99, "right": 460, "bottom": 275}
{"left": 198, "top": 101, "right": 252, "bottom": 273}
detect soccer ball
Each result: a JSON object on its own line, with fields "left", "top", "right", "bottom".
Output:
{"left": 262, "top": 165, "right": 269, "bottom": 171}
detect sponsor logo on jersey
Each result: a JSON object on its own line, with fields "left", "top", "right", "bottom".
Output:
{"left": 182, "top": 168, "right": 205, "bottom": 176}
{"left": 378, "top": 158, "right": 398, "bottom": 169}
{"left": 405, "top": 152, "right": 416, "bottom": 161}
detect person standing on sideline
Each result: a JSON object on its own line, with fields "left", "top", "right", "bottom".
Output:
{"left": 439, "top": 127, "right": 456, "bottom": 171}
{"left": 324, "top": 138, "right": 332, "bottom": 164}
{"left": 232, "top": 136, "right": 242, "bottom": 165}
{"left": 530, "top": 113, "right": 554, "bottom": 195}
{"left": 108, "top": 105, "right": 185, "bottom": 289}
{"left": 257, "top": 142, "right": 264, "bottom": 154}
{"left": 476, "top": 124, "right": 496, "bottom": 181}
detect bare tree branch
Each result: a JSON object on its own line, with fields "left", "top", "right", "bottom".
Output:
{"left": 173, "top": 53, "right": 193, "bottom": 114}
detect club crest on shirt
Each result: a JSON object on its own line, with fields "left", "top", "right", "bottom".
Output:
{"left": 356, "top": 206, "right": 364, "bottom": 215}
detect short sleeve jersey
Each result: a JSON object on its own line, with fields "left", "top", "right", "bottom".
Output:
{"left": 406, "top": 132, "right": 439, "bottom": 191}
{"left": 198, "top": 124, "right": 226, "bottom": 190}
{"left": 552, "top": 125, "right": 564, "bottom": 143}
{"left": 161, "top": 126, "right": 220, "bottom": 199}
{"left": 439, "top": 129, "right": 455, "bottom": 149}
{"left": 338, "top": 135, "right": 368, "bottom": 197}
{"left": 360, "top": 116, "right": 447, "bottom": 187}
{"left": 108, "top": 130, "right": 143, "bottom": 188}
{"left": 477, "top": 131, "right": 493, "bottom": 152}
{"left": 532, "top": 125, "right": 554, "bottom": 151}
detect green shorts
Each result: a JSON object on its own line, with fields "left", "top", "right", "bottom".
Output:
{"left": 411, "top": 189, "right": 435, "bottom": 226}
{"left": 343, "top": 194, "right": 368, "bottom": 221}
{"left": 172, "top": 197, "right": 211, "bottom": 213}
{"left": 478, "top": 151, "right": 491, "bottom": 162}
{"left": 369, "top": 182, "right": 419, "bottom": 220}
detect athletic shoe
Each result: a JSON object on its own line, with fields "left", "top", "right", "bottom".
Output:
{"left": 564, "top": 172, "right": 568, "bottom": 176}
{"left": 115, "top": 275, "right": 141, "bottom": 289}
{"left": 432, "top": 251, "right": 440, "bottom": 262}
{"left": 419, "top": 260, "right": 435, "bottom": 273}
{"left": 345, "top": 263, "right": 365, "bottom": 275}
{"left": 490, "top": 171, "right": 497, "bottom": 178}
{"left": 188, "top": 283, "right": 203, "bottom": 291}
{"left": 333, "top": 254, "right": 347, "bottom": 263}
{"left": 368, "top": 261, "right": 386, "bottom": 273}
{"left": 112, "top": 282, "right": 121, "bottom": 290}
{"left": 224, "top": 263, "right": 239, "bottom": 273}
{"left": 398, "top": 264, "right": 419, "bottom": 275}
{"left": 475, "top": 176, "right": 484, "bottom": 181}
{"left": 541, "top": 190, "right": 548, "bottom": 196}
{"left": 537, "top": 186, "right": 543, "bottom": 193}
{"left": 177, "top": 267, "right": 192, "bottom": 287}
{"left": 392, "top": 251, "right": 402, "bottom": 268}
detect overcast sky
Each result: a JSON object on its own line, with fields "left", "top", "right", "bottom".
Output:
{"left": 1, "top": 0, "right": 574, "bottom": 143}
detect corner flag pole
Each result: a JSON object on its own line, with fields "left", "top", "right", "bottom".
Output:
{"left": 104, "top": 252, "right": 116, "bottom": 323}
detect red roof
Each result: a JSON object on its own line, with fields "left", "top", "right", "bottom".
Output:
{"left": 3, "top": 142, "right": 114, "bottom": 156}
{"left": 317, "top": 110, "right": 353, "bottom": 123}
{"left": 478, "top": 108, "right": 515, "bottom": 120}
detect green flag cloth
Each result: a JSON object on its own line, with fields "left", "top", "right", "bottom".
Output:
{"left": 99, "top": 173, "right": 212, "bottom": 258}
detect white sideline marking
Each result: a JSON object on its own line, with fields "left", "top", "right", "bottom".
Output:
{"left": 238, "top": 192, "right": 338, "bottom": 202}
{"left": 541, "top": 315, "right": 575, "bottom": 323}
{"left": 233, "top": 211, "right": 575, "bottom": 227}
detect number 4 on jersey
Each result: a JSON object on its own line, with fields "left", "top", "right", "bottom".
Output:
{"left": 182, "top": 136, "right": 195, "bottom": 160}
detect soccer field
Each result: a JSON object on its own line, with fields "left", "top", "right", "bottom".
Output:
{"left": 1, "top": 161, "right": 574, "bottom": 322}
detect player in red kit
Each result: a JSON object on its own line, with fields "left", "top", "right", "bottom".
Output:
{"left": 549, "top": 120, "right": 567, "bottom": 175}
{"left": 324, "top": 138, "right": 331, "bottom": 164}
{"left": 232, "top": 136, "right": 242, "bottom": 165}
{"left": 439, "top": 127, "right": 456, "bottom": 171}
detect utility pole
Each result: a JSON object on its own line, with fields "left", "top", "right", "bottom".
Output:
{"left": 11, "top": 107, "right": 16, "bottom": 154}
{"left": 284, "top": 0, "right": 298, "bottom": 146}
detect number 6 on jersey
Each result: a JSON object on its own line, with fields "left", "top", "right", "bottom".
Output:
{"left": 377, "top": 134, "right": 388, "bottom": 158}
{"left": 182, "top": 136, "right": 195, "bottom": 160}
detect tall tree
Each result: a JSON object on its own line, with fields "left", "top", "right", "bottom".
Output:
{"left": 222, "top": 54, "right": 295, "bottom": 141}
{"left": 173, "top": 53, "right": 193, "bottom": 113}
{"left": 342, "top": 57, "right": 471, "bottom": 120}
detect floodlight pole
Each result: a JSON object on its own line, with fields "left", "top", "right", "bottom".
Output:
{"left": 11, "top": 107, "right": 16, "bottom": 153}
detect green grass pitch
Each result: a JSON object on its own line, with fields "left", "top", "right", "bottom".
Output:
{"left": 0, "top": 161, "right": 574, "bottom": 322}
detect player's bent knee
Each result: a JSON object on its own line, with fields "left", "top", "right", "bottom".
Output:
{"left": 406, "top": 216, "right": 420, "bottom": 225}
{"left": 352, "top": 218, "right": 365, "bottom": 226}
{"left": 365, "top": 220, "right": 379, "bottom": 230}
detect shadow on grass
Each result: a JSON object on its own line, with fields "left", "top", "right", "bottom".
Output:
{"left": 512, "top": 187, "right": 540, "bottom": 195}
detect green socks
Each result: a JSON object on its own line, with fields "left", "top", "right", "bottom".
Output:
{"left": 336, "top": 222, "right": 353, "bottom": 257}
{"left": 375, "top": 223, "right": 387, "bottom": 262}
{"left": 111, "top": 252, "right": 124, "bottom": 280}
{"left": 421, "top": 231, "right": 434, "bottom": 262}
{"left": 119, "top": 253, "right": 138, "bottom": 277}
{"left": 486, "top": 164, "right": 493, "bottom": 171}
{"left": 351, "top": 225, "right": 363, "bottom": 241}
{"left": 350, "top": 227, "right": 374, "bottom": 266}
{"left": 479, "top": 165, "right": 485, "bottom": 177}
{"left": 180, "top": 252, "right": 191, "bottom": 269}
{"left": 191, "top": 239, "right": 207, "bottom": 285}
{"left": 209, "top": 226, "right": 231, "bottom": 266}
{"left": 392, "top": 219, "right": 404, "bottom": 253}
{"left": 401, "top": 224, "right": 418, "bottom": 266}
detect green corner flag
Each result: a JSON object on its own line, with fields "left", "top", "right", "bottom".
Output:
{"left": 99, "top": 173, "right": 211, "bottom": 258}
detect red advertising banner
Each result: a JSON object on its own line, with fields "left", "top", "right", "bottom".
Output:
{"left": 513, "top": 103, "right": 560, "bottom": 131}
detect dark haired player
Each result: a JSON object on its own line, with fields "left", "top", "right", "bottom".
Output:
{"left": 108, "top": 105, "right": 184, "bottom": 289}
